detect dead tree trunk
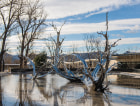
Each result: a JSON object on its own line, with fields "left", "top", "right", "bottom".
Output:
{"left": 94, "top": 12, "right": 110, "bottom": 92}
{"left": 50, "top": 22, "right": 65, "bottom": 66}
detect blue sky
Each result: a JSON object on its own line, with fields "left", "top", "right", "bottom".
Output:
{"left": 7, "top": 0, "right": 140, "bottom": 54}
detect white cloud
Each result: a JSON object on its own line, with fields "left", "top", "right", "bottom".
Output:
{"left": 6, "top": 36, "right": 140, "bottom": 55}
{"left": 119, "top": 37, "right": 140, "bottom": 45}
{"left": 5, "top": 18, "right": 140, "bottom": 55}
{"left": 110, "top": 37, "right": 140, "bottom": 45}
{"left": 41, "top": 0, "right": 140, "bottom": 19}
{"left": 111, "top": 34, "right": 124, "bottom": 38}
{"left": 62, "top": 37, "right": 140, "bottom": 50}
{"left": 63, "top": 40, "right": 85, "bottom": 48}
{"left": 43, "top": 18, "right": 140, "bottom": 36}
{"left": 125, "top": 25, "right": 140, "bottom": 33}
{"left": 85, "top": 6, "right": 115, "bottom": 18}
{"left": 7, "top": 35, "right": 19, "bottom": 43}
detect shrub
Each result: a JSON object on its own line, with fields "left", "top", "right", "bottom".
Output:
{"left": 34, "top": 51, "right": 47, "bottom": 67}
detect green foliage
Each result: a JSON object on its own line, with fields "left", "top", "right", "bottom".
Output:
{"left": 117, "top": 62, "right": 129, "bottom": 69}
{"left": 34, "top": 51, "right": 47, "bottom": 67}
{"left": 135, "top": 64, "right": 140, "bottom": 69}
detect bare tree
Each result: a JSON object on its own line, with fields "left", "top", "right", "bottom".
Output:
{"left": 46, "top": 37, "right": 56, "bottom": 64}
{"left": 0, "top": 0, "right": 14, "bottom": 9}
{"left": 83, "top": 13, "right": 120, "bottom": 92}
{"left": 0, "top": 0, "right": 22, "bottom": 71}
{"left": 84, "top": 34, "right": 95, "bottom": 68}
{"left": 94, "top": 12, "right": 111, "bottom": 91}
{"left": 16, "top": 0, "right": 46, "bottom": 68}
{"left": 49, "top": 22, "right": 65, "bottom": 66}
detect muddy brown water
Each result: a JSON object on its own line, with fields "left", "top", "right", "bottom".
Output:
{"left": 0, "top": 72, "right": 140, "bottom": 106}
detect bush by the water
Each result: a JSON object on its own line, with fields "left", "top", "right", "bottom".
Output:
{"left": 34, "top": 51, "right": 47, "bottom": 67}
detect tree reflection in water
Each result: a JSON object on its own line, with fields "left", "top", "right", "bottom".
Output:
{"left": 0, "top": 74, "right": 111, "bottom": 106}
{"left": 1, "top": 73, "right": 140, "bottom": 106}
{"left": 0, "top": 77, "right": 3, "bottom": 106}
{"left": 32, "top": 74, "right": 111, "bottom": 106}
{"left": 17, "top": 74, "right": 35, "bottom": 106}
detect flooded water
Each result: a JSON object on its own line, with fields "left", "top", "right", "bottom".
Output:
{"left": 0, "top": 72, "right": 140, "bottom": 106}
